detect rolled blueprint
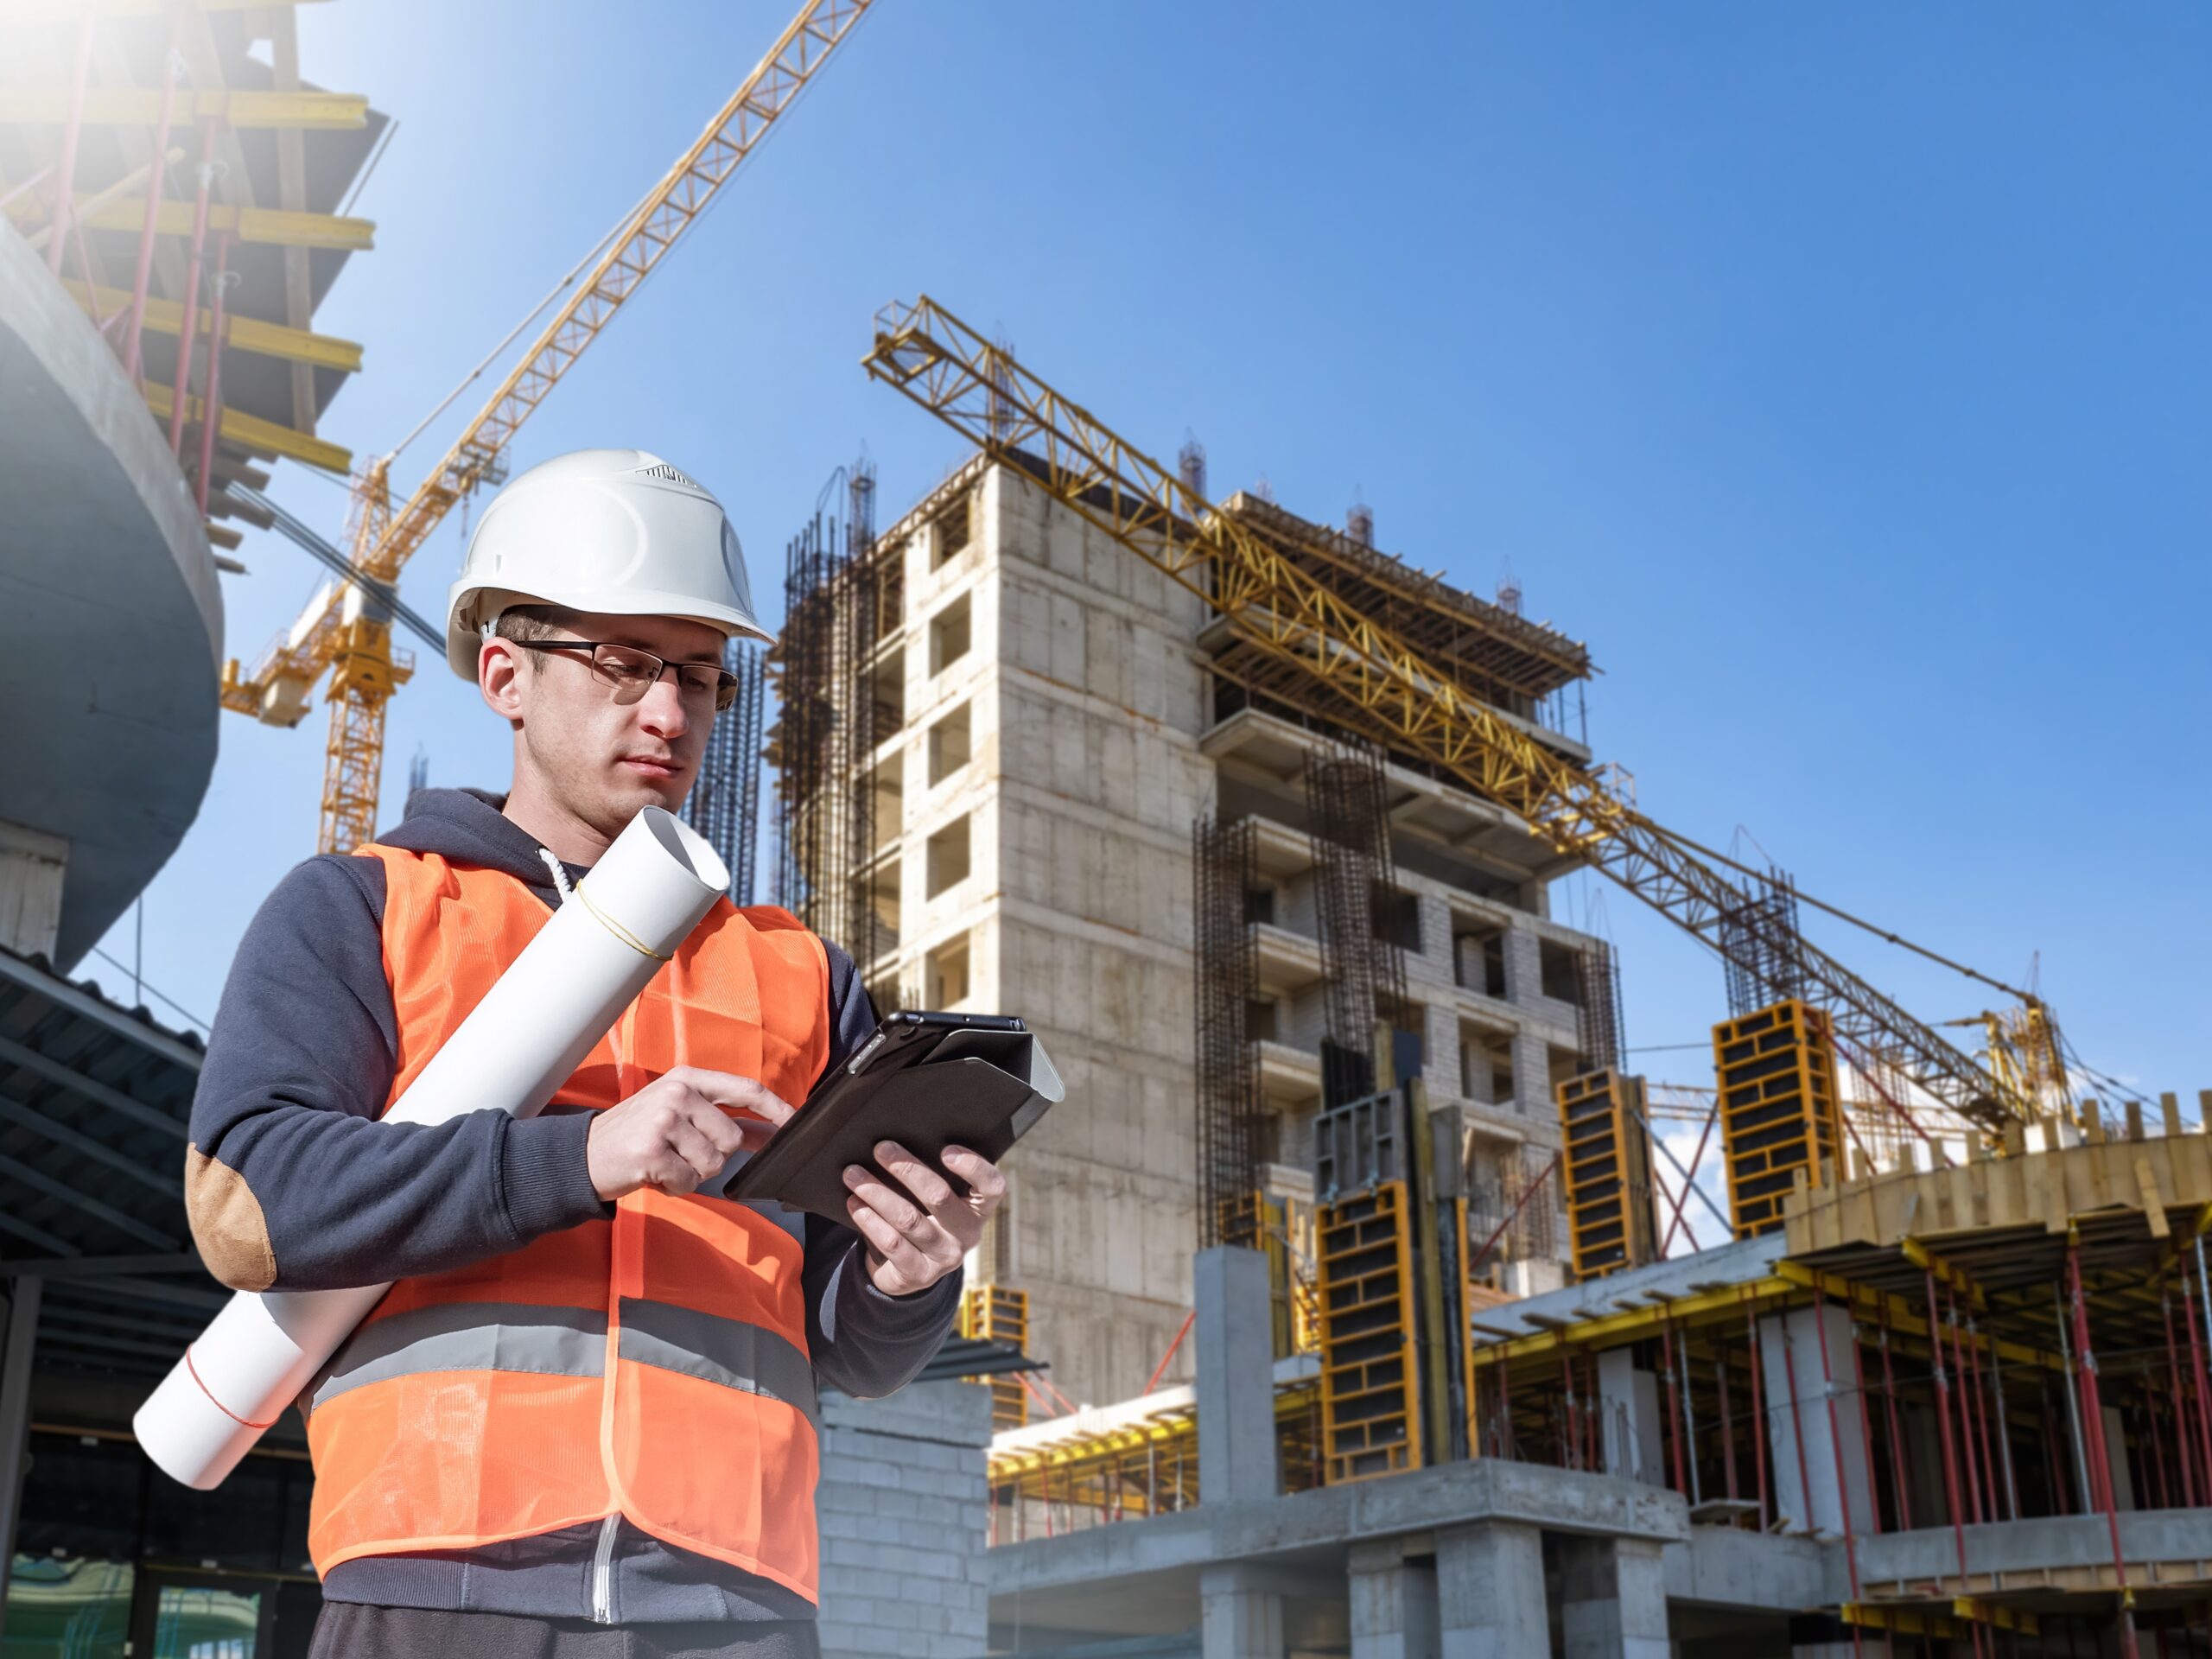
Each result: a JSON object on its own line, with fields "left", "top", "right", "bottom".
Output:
{"left": 134, "top": 808, "right": 729, "bottom": 1490}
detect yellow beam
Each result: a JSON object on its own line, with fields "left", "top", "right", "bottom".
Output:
{"left": 1775, "top": 1262, "right": 2063, "bottom": 1373}
{"left": 0, "top": 88, "right": 365, "bottom": 130}
{"left": 60, "top": 280, "right": 362, "bottom": 372}
{"left": 1900, "top": 1237, "right": 1986, "bottom": 1311}
{"left": 67, "top": 196, "right": 373, "bottom": 251}
{"left": 142, "top": 380, "right": 349, "bottom": 474}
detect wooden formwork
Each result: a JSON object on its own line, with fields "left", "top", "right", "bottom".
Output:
{"left": 1557, "top": 1068, "right": 1660, "bottom": 1280}
{"left": 1713, "top": 999, "right": 1845, "bottom": 1237}
{"left": 1316, "top": 1179, "right": 1421, "bottom": 1483}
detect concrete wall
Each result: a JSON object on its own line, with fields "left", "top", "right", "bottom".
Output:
{"left": 876, "top": 465, "right": 1213, "bottom": 1407}
{"left": 816, "top": 1380, "right": 995, "bottom": 1659}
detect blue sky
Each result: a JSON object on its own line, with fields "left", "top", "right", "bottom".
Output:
{"left": 99, "top": 2, "right": 2210, "bottom": 1224}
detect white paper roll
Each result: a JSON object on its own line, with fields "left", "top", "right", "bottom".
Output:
{"left": 135, "top": 808, "right": 729, "bottom": 1490}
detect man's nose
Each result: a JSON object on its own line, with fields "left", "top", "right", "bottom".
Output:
{"left": 635, "top": 673, "right": 690, "bottom": 740}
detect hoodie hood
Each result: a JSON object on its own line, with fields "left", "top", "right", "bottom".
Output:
{"left": 376, "top": 787, "right": 589, "bottom": 900}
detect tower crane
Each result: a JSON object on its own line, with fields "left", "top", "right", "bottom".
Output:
{"left": 861, "top": 296, "right": 2052, "bottom": 1139}
{"left": 218, "top": 0, "right": 876, "bottom": 854}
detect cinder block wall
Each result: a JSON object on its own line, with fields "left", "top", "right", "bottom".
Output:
{"left": 816, "top": 1380, "right": 995, "bottom": 1659}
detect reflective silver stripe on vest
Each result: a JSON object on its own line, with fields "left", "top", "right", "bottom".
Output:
{"left": 615, "top": 1299, "right": 819, "bottom": 1431}
{"left": 310, "top": 1301, "right": 607, "bottom": 1410}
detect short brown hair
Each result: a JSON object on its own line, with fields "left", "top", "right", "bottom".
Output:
{"left": 492, "top": 603, "right": 575, "bottom": 646}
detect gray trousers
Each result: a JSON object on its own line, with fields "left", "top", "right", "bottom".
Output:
{"left": 308, "top": 1603, "right": 821, "bottom": 1659}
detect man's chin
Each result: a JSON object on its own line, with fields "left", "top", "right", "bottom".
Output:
{"left": 605, "top": 768, "right": 690, "bottom": 818}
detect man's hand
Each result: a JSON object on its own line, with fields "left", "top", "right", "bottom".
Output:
{"left": 842, "top": 1141, "right": 1005, "bottom": 1298}
{"left": 587, "top": 1067, "right": 793, "bottom": 1202}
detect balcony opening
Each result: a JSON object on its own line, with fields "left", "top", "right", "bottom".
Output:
{"left": 1455, "top": 925, "right": 1506, "bottom": 999}
{"left": 928, "top": 701, "right": 972, "bottom": 786}
{"left": 925, "top": 931, "right": 971, "bottom": 1007}
{"left": 933, "top": 493, "right": 972, "bottom": 569}
{"left": 930, "top": 593, "right": 972, "bottom": 676}
{"left": 925, "top": 814, "right": 971, "bottom": 899}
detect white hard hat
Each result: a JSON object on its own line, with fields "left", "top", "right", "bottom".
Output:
{"left": 444, "top": 448, "right": 772, "bottom": 679}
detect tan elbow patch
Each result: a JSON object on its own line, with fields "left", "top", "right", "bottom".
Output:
{"left": 185, "top": 1145, "right": 276, "bottom": 1293}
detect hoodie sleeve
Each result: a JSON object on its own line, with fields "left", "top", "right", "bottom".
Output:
{"left": 801, "top": 943, "right": 963, "bottom": 1398}
{"left": 184, "top": 855, "right": 607, "bottom": 1293}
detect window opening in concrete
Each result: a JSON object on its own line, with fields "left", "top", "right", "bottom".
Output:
{"left": 1539, "top": 938, "right": 1585, "bottom": 1005}
{"left": 933, "top": 493, "right": 972, "bottom": 568}
{"left": 1243, "top": 884, "right": 1276, "bottom": 926}
{"left": 868, "top": 754, "right": 902, "bottom": 856}
{"left": 1455, "top": 925, "right": 1507, "bottom": 998}
{"left": 1459, "top": 1024, "right": 1515, "bottom": 1108}
{"left": 925, "top": 814, "right": 971, "bottom": 898}
{"left": 927, "top": 702, "right": 972, "bottom": 786}
{"left": 871, "top": 648, "right": 904, "bottom": 733}
{"left": 930, "top": 594, "right": 972, "bottom": 676}
{"left": 925, "top": 931, "right": 971, "bottom": 1007}
{"left": 1371, "top": 884, "right": 1421, "bottom": 952}
{"left": 1245, "top": 997, "right": 1279, "bottom": 1044}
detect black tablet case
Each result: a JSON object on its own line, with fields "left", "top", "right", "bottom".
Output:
{"left": 723, "top": 1020, "right": 1065, "bottom": 1225}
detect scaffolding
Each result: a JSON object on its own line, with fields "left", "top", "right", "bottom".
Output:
{"left": 958, "top": 1284, "right": 1030, "bottom": 1432}
{"left": 1303, "top": 743, "right": 1410, "bottom": 1107}
{"left": 769, "top": 461, "right": 899, "bottom": 995}
{"left": 683, "top": 641, "right": 765, "bottom": 906}
{"left": 1194, "top": 817, "right": 1263, "bottom": 1249}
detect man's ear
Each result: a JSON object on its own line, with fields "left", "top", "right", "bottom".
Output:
{"left": 479, "top": 636, "right": 528, "bottom": 723}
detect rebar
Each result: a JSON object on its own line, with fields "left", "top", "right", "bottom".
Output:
{"left": 1303, "top": 742, "right": 1408, "bottom": 1104}
{"left": 1192, "top": 816, "right": 1262, "bottom": 1248}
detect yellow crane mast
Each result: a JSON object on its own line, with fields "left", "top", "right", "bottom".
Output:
{"left": 861, "top": 296, "right": 2041, "bottom": 1137}
{"left": 219, "top": 0, "right": 877, "bottom": 854}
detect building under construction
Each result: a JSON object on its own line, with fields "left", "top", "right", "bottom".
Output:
{"left": 772, "top": 303, "right": 2212, "bottom": 1656}
{"left": 771, "top": 441, "right": 1614, "bottom": 1412}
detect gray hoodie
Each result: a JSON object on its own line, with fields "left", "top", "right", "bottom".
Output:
{"left": 186, "top": 787, "right": 959, "bottom": 1630}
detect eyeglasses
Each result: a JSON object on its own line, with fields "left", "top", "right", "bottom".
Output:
{"left": 511, "top": 639, "right": 741, "bottom": 711}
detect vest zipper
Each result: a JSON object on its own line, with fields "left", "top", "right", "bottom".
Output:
{"left": 590, "top": 1510, "right": 620, "bottom": 1624}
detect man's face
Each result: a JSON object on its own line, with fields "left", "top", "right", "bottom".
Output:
{"left": 486, "top": 609, "right": 728, "bottom": 835}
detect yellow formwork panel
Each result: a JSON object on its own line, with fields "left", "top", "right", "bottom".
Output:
{"left": 959, "top": 1284, "right": 1030, "bottom": 1431}
{"left": 1713, "top": 999, "right": 1845, "bottom": 1238}
{"left": 1316, "top": 1180, "right": 1421, "bottom": 1484}
{"left": 1556, "top": 1069, "right": 1660, "bottom": 1281}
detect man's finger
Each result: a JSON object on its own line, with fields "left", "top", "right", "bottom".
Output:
{"left": 685, "top": 1070, "right": 795, "bottom": 1127}
{"left": 686, "top": 1099, "right": 749, "bottom": 1158}
{"left": 874, "top": 1141, "right": 952, "bottom": 1212}
{"left": 938, "top": 1146, "right": 1005, "bottom": 1205}
{"left": 847, "top": 1198, "right": 927, "bottom": 1278}
{"left": 664, "top": 1116, "right": 726, "bottom": 1182}
{"left": 842, "top": 1167, "right": 924, "bottom": 1236}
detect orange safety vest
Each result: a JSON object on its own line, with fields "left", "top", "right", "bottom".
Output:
{"left": 302, "top": 842, "right": 832, "bottom": 1601}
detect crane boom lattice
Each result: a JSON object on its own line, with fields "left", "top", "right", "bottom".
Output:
{"left": 860, "top": 295, "right": 2012, "bottom": 1132}
{"left": 220, "top": 0, "right": 877, "bottom": 854}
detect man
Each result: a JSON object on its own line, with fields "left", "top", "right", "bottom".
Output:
{"left": 186, "top": 449, "right": 998, "bottom": 1659}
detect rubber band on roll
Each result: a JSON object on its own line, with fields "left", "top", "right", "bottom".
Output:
{"left": 574, "top": 880, "right": 671, "bottom": 963}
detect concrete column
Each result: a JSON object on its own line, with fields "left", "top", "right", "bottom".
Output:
{"left": 1196, "top": 1246, "right": 1277, "bottom": 1503}
{"left": 1559, "top": 1536, "right": 1669, "bottom": 1659}
{"left": 1756, "top": 1303, "right": 1874, "bottom": 1537}
{"left": 1437, "top": 1521, "right": 1548, "bottom": 1659}
{"left": 1199, "top": 1563, "right": 1284, "bottom": 1659}
{"left": 1501, "top": 926, "right": 1544, "bottom": 1009}
{"left": 0, "top": 1275, "right": 42, "bottom": 1649}
{"left": 1349, "top": 1536, "right": 1440, "bottom": 1659}
{"left": 1510, "top": 1028, "right": 1554, "bottom": 1120}
{"left": 1596, "top": 1348, "right": 1664, "bottom": 1485}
